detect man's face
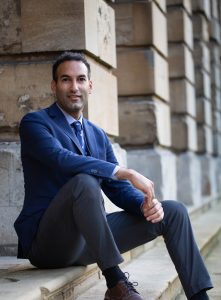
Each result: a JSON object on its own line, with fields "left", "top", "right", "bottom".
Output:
{"left": 51, "top": 60, "right": 92, "bottom": 119}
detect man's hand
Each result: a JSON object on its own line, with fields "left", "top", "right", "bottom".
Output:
{"left": 142, "top": 196, "right": 164, "bottom": 223}
{"left": 115, "top": 167, "right": 155, "bottom": 202}
{"left": 115, "top": 167, "right": 164, "bottom": 223}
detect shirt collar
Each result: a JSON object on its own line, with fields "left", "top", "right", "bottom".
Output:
{"left": 56, "top": 103, "right": 83, "bottom": 125}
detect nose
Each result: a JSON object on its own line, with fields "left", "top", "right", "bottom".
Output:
{"left": 70, "top": 80, "right": 79, "bottom": 92}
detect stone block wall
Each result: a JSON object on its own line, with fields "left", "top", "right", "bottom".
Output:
{"left": 111, "top": 0, "right": 174, "bottom": 201}
{"left": 1, "top": 0, "right": 221, "bottom": 255}
{"left": 111, "top": 0, "right": 221, "bottom": 205}
{"left": 0, "top": 0, "right": 118, "bottom": 254}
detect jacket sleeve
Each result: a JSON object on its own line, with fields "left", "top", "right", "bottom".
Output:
{"left": 101, "top": 134, "right": 145, "bottom": 216}
{"left": 20, "top": 113, "right": 116, "bottom": 179}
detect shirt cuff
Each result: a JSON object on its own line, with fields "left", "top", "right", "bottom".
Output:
{"left": 111, "top": 165, "right": 120, "bottom": 180}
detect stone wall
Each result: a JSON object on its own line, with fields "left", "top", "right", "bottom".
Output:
{"left": 0, "top": 0, "right": 118, "bottom": 255}
{"left": 112, "top": 0, "right": 221, "bottom": 205}
{"left": 1, "top": 0, "right": 221, "bottom": 255}
{"left": 111, "top": 0, "right": 177, "bottom": 201}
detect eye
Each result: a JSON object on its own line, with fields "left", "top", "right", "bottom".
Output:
{"left": 61, "top": 77, "right": 70, "bottom": 82}
{"left": 79, "top": 76, "right": 86, "bottom": 82}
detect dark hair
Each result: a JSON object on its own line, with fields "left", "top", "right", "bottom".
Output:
{"left": 52, "top": 52, "right": 91, "bottom": 81}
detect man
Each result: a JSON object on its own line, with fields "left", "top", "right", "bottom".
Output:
{"left": 14, "top": 52, "right": 212, "bottom": 300}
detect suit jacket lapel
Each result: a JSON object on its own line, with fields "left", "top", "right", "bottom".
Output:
{"left": 47, "top": 103, "right": 84, "bottom": 154}
{"left": 83, "top": 118, "right": 99, "bottom": 158}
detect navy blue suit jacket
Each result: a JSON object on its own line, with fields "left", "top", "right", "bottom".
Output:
{"left": 14, "top": 103, "right": 144, "bottom": 257}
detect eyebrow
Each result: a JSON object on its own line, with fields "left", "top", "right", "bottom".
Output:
{"left": 60, "top": 74, "right": 87, "bottom": 78}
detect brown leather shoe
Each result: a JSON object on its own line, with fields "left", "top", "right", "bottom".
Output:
{"left": 104, "top": 279, "right": 144, "bottom": 300}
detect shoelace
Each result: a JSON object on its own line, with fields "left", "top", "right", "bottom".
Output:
{"left": 123, "top": 272, "right": 139, "bottom": 294}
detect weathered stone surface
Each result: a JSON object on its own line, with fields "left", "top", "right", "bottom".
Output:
{"left": 113, "top": 1, "right": 167, "bottom": 57}
{"left": 21, "top": 0, "right": 116, "bottom": 67}
{"left": 172, "top": 115, "right": 197, "bottom": 151}
{"left": 0, "top": 0, "right": 22, "bottom": 54}
{"left": 195, "top": 68, "right": 211, "bottom": 99}
{"left": 116, "top": 98, "right": 156, "bottom": 146}
{"left": 197, "top": 125, "right": 213, "bottom": 153}
{"left": 87, "top": 56, "right": 118, "bottom": 136}
{"left": 199, "top": 155, "right": 214, "bottom": 196}
{"left": 155, "top": 0, "right": 166, "bottom": 13}
{"left": 211, "top": 0, "right": 219, "bottom": 19}
{"left": 0, "top": 143, "right": 23, "bottom": 247}
{"left": 167, "top": 6, "right": 193, "bottom": 49}
{"left": 215, "top": 157, "right": 221, "bottom": 192}
{"left": 0, "top": 56, "right": 118, "bottom": 138}
{"left": 116, "top": 97, "right": 171, "bottom": 147}
{"left": 193, "top": 41, "right": 210, "bottom": 73}
{"left": 170, "top": 79, "right": 196, "bottom": 116}
{"left": 192, "top": 0, "right": 211, "bottom": 20}
{"left": 209, "top": 18, "right": 221, "bottom": 43}
{"left": 196, "top": 97, "right": 212, "bottom": 126}
{"left": 0, "top": 206, "right": 21, "bottom": 245}
{"left": 192, "top": 13, "right": 209, "bottom": 42}
{"left": 212, "top": 111, "right": 221, "bottom": 132}
{"left": 0, "top": 143, "right": 24, "bottom": 208}
{"left": 210, "top": 156, "right": 219, "bottom": 196}
{"left": 168, "top": 43, "right": 195, "bottom": 83}
{"left": 209, "top": 43, "right": 220, "bottom": 63}
{"left": 213, "top": 131, "right": 221, "bottom": 155}
{"left": 211, "top": 86, "right": 221, "bottom": 111}
{"left": 0, "top": 61, "right": 54, "bottom": 141}
{"left": 176, "top": 152, "right": 202, "bottom": 205}
{"left": 211, "top": 63, "right": 221, "bottom": 89}
{"left": 127, "top": 149, "right": 177, "bottom": 201}
{"left": 115, "top": 48, "right": 169, "bottom": 101}
{"left": 166, "top": 0, "right": 192, "bottom": 14}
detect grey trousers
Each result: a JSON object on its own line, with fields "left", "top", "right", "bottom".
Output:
{"left": 28, "top": 174, "right": 212, "bottom": 299}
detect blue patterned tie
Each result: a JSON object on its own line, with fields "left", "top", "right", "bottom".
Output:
{"left": 71, "top": 121, "right": 86, "bottom": 154}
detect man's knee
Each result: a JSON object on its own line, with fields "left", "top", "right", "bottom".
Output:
{"left": 163, "top": 200, "right": 188, "bottom": 220}
{"left": 70, "top": 174, "right": 101, "bottom": 198}
{"left": 72, "top": 173, "right": 100, "bottom": 186}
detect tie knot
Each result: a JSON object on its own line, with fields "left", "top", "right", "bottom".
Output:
{"left": 72, "top": 121, "right": 82, "bottom": 133}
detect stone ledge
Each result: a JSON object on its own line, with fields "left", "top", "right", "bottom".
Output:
{"left": 0, "top": 199, "right": 220, "bottom": 300}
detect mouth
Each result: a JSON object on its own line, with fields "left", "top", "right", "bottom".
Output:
{"left": 68, "top": 95, "right": 81, "bottom": 100}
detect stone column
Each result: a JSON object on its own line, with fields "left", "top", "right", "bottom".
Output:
{"left": 192, "top": 0, "right": 220, "bottom": 198}
{"left": 209, "top": 0, "right": 221, "bottom": 195}
{"left": 0, "top": 0, "right": 118, "bottom": 254}
{"left": 167, "top": 0, "right": 202, "bottom": 205}
{"left": 112, "top": 0, "right": 177, "bottom": 200}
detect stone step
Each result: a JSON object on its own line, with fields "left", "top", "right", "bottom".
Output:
{"left": 0, "top": 200, "right": 220, "bottom": 300}
{"left": 77, "top": 200, "right": 221, "bottom": 300}
{"left": 175, "top": 234, "right": 221, "bottom": 299}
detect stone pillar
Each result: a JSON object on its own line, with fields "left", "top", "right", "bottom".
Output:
{"left": 191, "top": 0, "right": 213, "bottom": 199}
{"left": 112, "top": 0, "right": 177, "bottom": 201}
{"left": 209, "top": 0, "right": 221, "bottom": 156}
{"left": 192, "top": 0, "right": 221, "bottom": 199}
{"left": 210, "top": 0, "right": 221, "bottom": 196}
{"left": 167, "top": 0, "right": 202, "bottom": 205}
{"left": 0, "top": 0, "right": 118, "bottom": 254}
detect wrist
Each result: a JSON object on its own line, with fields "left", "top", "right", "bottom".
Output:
{"left": 115, "top": 167, "right": 135, "bottom": 181}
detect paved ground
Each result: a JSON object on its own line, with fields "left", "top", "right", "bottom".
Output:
{"left": 176, "top": 235, "right": 221, "bottom": 300}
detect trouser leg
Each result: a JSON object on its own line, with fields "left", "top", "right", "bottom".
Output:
{"left": 106, "top": 200, "right": 212, "bottom": 299}
{"left": 28, "top": 174, "right": 123, "bottom": 270}
{"left": 161, "top": 201, "right": 212, "bottom": 299}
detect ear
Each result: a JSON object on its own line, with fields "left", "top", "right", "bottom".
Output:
{"left": 88, "top": 80, "right": 93, "bottom": 94}
{"left": 51, "top": 80, "right": 56, "bottom": 94}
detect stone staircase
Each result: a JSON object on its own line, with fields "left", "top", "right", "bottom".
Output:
{"left": 0, "top": 198, "right": 221, "bottom": 300}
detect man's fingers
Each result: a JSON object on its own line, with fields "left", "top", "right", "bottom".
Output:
{"left": 149, "top": 211, "right": 164, "bottom": 223}
{"left": 143, "top": 200, "right": 164, "bottom": 223}
{"left": 146, "top": 207, "right": 164, "bottom": 222}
